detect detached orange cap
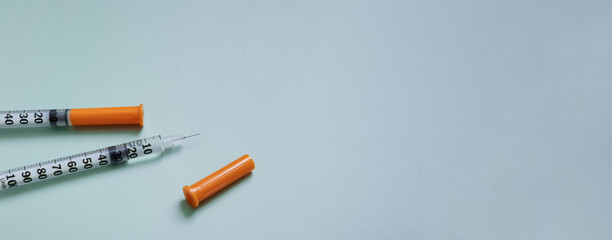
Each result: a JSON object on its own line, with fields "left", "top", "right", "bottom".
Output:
{"left": 183, "top": 154, "right": 255, "bottom": 208}
{"left": 69, "top": 104, "right": 143, "bottom": 126}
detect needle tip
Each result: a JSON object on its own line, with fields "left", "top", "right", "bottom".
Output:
{"left": 184, "top": 133, "right": 202, "bottom": 139}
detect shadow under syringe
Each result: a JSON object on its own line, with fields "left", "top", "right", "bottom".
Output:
{"left": 0, "top": 125, "right": 142, "bottom": 141}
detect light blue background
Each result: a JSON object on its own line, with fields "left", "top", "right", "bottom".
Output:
{"left": 1, "top": 1, "right": 611, "bottom": 239}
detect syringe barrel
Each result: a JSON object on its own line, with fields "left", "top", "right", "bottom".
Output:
{"left": 0, "top": 109, "right": 70, "bottom": 128}
{"left": 0, "top": 135, "right": 164, "bottom": 190}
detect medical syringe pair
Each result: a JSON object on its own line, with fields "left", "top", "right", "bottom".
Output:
{"left": 0, "top": 105, "right": 254, "bottom": 208}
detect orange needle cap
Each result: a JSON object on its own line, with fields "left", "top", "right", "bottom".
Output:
{"left": 69, "top": 104, "right": 144, "bottom": 126}
{"left": 183, "top": 154, "right": 255, "bottom": 208}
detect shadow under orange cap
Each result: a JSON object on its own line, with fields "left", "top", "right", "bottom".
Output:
{"left": 69, "top": 104, "right": 143, "bottom": 126}
{"left": 183, "top": 154, "right": 255, "bottom": 208}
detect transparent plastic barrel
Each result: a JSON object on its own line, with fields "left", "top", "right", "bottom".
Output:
{"left": 0, "top": 136, "right": 164, "bottom": 190}
{"left": 0, "top": 109, "right": 70, "bottom": 128}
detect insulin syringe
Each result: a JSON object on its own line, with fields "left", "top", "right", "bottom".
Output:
{"left": 0, "top": 134, "right": 200, "bottom": 190}
{"left": 0, "top": 105, "right": 143, "bottom": 128}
